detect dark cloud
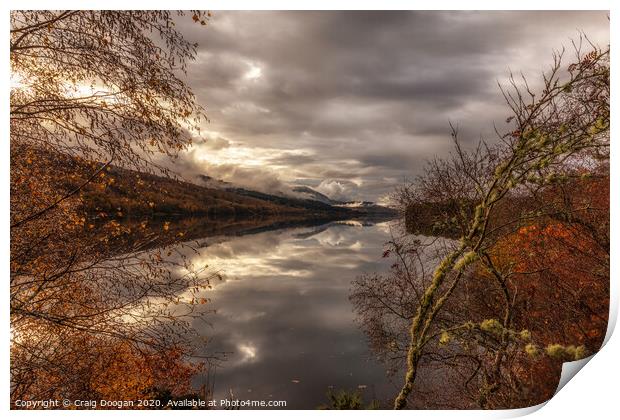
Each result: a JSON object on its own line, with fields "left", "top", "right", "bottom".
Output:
{"left": 173, "top": 11, "right": 609, "bottom": 201}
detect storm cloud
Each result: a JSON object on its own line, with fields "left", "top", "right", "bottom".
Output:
{"left": 172, "top": 11, "right": 609, "bottom": 202}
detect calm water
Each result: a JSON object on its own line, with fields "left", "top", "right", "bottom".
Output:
{"left": 180, "top": 220, "right": 402, "bottom": 408}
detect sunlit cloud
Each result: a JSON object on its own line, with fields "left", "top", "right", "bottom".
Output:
{"left": 243, "top": 62, "right": 263, "bottom": 80}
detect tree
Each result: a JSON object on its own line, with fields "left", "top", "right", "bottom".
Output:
{"left": 10, "top": 10, "right": 207, "bottom": 169}
{"left": 353, "top": 40, "right": 609, "bottom": 409}
{"left": 10, "top": 11, "right": 216, "bottom": 404}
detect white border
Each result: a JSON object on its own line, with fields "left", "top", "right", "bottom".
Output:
{"left": 2, "top": 1, "right": 617, "bottom": 419}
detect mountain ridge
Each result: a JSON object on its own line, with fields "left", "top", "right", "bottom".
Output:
{"left": 74, "top": 163, "right": 397, "bottom": 222}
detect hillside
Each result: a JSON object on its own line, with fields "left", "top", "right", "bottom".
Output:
{"left": 77, "top": 165, "right": 361, "bottom": 221}
{"left": 291, "top": 186, "right": 335, "bottom": 204}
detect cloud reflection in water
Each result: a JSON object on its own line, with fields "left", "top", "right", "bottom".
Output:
{"left": 185, "top": 221, "right": 401, "bottom": 408}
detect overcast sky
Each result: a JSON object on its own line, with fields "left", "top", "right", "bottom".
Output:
{"left": 171, "top": 11, "right": 609, "bottom": 203}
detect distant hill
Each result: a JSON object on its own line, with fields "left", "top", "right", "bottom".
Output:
{"left": 336, "top": 201, "right": 400, "bottom": 218}
{"left": 50, "top": 152, "right": 397, "bottom": 222}
{"left": 188, "top": 174, "right": 399, "bottom": 220}
{"left": 77, "top": 166, "right": 360, "bottom": 221}
{"left": 223, "top": 186, "right": 350, "bottom": 213}
{"left": 195, "top": 177, "right": 336, "bottom": 206}
{"left": 196, "top": 174, "right": 233, "bottom": 190}
{"left": 291, "top": 186, "right": 335, "bottom": 205}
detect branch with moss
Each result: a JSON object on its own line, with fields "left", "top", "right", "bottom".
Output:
{"left": 394, "top": 46, "right": 609, "bottom": 409}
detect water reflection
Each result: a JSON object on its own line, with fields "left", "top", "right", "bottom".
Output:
{"left": 184, "top": 220, "right": 402, "bottom": 408}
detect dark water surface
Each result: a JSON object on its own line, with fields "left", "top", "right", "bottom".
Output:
{"left": 179, "top": 220, "right": 402, "bottom": 408}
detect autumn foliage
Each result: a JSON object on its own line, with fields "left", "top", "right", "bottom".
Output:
{"left": 10, "top": 11, "right": 215, "bottom": 407}
{"left": 353, "top": 42, "right": 609, "bottom": 409}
